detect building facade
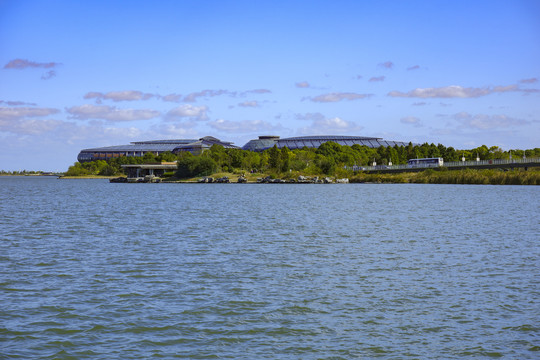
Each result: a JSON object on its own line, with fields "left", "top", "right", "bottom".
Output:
{"left": 242, "top": 135, "right": 413, "bottom": 152}
{"left": 77, "top": 137, "right": 238, "bottom": 162}
{"left": 78, "top": 135, "right": 415, "bottom": 162}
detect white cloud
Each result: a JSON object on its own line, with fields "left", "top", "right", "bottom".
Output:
{"left": 388, "top": 85, "right": 518, "bottom": 98}
{"left": 83, "top": 88, "right": 271, "bottom": 104}
{"left": 238, "top": 101, "right": 259, "bottom": 108}
{"left": 296, "top": 81, "right": 310, "bottom": 88}
{"left": 67, "top": 104, "right": 160, "bottom": 122}
{"left": 369, "top": 76, "right": 385, "bottom": 82}
{"left": 0, "top": 101, "right": 37, "bottom": 106}
{"left": 244, "top": 89, "right": 271, "bottom": 95}
{"left": 520, "top": 78, "right": 538, "bottom": 84}
{"left": 4, "top": 59, "right": 62, "bottom": 81}
{"left": 295, "top": 112, "right": 326, "bottom": 121}
{"left": 309, "top": 92, "right": 372, "bottom": 102}
{"left": 4, "top": 59, "right": 61, "bottom": 69}
{"left": 83, "top": 92, "right": 102, "bottom": 100}
{"left": 161, "top": 93, "right": 183, "bottom": 102}
{"left": 453, "top": 112, "right": 530, "bottom": 130}
{"left": 209, "top": 119, "right": 282, "bottom": 133}
{"left": 299, "top": 117, "right": 364, "bottom": 135}
{"left": 84, "top": 90, "right": 155, "bottom": 102}
{"left": 0, "top": 118, "right": 63, "bottom": 135}
{"left": 400, "top": 116, "right": 423, "bottom": 127}
{"left": 378, "top": 61, "right": 394, "bottom": 69}
{"left": 0, "top": 106, "right": 59, "bottom": 120}
{"left": 151, "top": 122, "right": 199, "bottom": 138}
{"left": 166, "top": 104, "right": 208, "bottom": 121}
{"left": 41, "top": 70, "right": 57, "bottom": 80}
{"left": 183, "top": 89, "right": 233, "bottom": 102}
{"left": 520, "top": 88, "right": 540, "bottom": 94}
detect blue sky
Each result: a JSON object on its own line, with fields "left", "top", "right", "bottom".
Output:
{"left": 1, "top": 0, "right": 539, "bottom": 171}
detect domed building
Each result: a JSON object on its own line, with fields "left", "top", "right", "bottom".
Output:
{"left": 242, "top": 135, "right": 412, "bottom": 152}
{"left": 77, "top": 137, "right": 238, "bottom": 162}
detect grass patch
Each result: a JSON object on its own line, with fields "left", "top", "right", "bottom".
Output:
{"left": 350, "top": 169, "right": 539, "bottom": 185}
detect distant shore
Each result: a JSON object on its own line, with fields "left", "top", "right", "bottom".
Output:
{"left": 0, "top": 173, "right": 62, "bottom": 177}
{"left": 49, "top": 168, "right": 540, "bottom": 185}
{"left": 58, "top": 175, "right": 118, "bottom": 179}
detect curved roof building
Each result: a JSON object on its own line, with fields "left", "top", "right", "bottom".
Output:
{"left": 77, "top": 137, "right": 238, "bottom": 162}
{"left": 242, "top": 135, "right": 412, "bottom": 152}
{"left": 77, "top": 135, "right": 414, "bottom": 163}
{"left": 172, "top": 136, "right": 239, "bottom": 155}
{"left": 242, "top": 135, "right": 281, "bottom": 151}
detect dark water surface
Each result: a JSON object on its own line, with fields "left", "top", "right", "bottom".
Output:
{"left": 1, "top": 177, "right": 539, "bottom": 359}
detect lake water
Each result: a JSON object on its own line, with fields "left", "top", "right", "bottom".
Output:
{"left": 1, "top": 177, "right": 539, "bottom": 359}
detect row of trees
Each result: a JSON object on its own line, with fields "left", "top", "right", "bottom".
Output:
{"left": 0, "top": 170, "right": 46, "bottom": 175}
{"left": 175, "top": 142, "right": 540, "bottom": 178}
{"left": 64, "top": 151, "right": 178, "bottom": 176}
{"left": 65, "top": 143, "right": 540, "bottom": 178}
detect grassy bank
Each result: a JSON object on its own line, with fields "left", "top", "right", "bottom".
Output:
{"left": 165, "top": 168, "right": 539, "bottom": 185}
{"left": 163, "top": 172, "right": 262, "bottom": 183}
{"left": 350, "top": 168, "right": 540, "bottom": 185}
{"left": 59, "top": 168, "right": 539, "bottom": 185}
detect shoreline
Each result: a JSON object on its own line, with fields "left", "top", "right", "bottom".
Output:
{"left": 53, "top": 168, "right": 539, "bottom": 185}
{"left": 58, "top": 175, "right": 118, "bottom": 179}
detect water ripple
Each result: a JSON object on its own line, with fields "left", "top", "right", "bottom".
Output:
{"left": 1, "top": 178, "right": 539, "bottom": 359}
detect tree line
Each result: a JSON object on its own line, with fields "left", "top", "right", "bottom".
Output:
{"left": 65, "top": 142, "right": 540, "bottom": 178}
{"left": 64, "top": 151, "right": 177, "bottom": 176}
{"left": 0, "top": 170, "right": 48, "bottom": 175}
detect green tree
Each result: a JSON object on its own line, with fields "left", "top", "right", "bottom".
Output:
{"left": 316, "top": 141, "right": 342, "bottom": 161}
{"left": 143, "top": 152, "right": 157, "bottom": 162}
{"left": 316, "top": 155, "right": 335, "bottom": 175}
{"left": 279, "top": 147, "right": 292, "bottom": 172}
{"left": 428, "top": 143, "right": 441, "bottom": 158}
{"left": 241, "top": 151, "right": 261, "bottom": 171}
{"left": 99, "top": 164, "right": 118, "bottom": 176}
{"left": 156, "top": 151, "right": 177, "bottom": 162}
{"left": 65, "top": 162, "right": 91, "bottom": 176}
{"left": 227, "top": 149, "right": 244, "bottom": 169}
{"left": 267, "top": 145, "right": 281, "bottom": 170}
{"left": 176, "top": 156, "right": 217, "bottom": 178}
{"left": 208, "top": 144, "right": 227, "bottom": 166}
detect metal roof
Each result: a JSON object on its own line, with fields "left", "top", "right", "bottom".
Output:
{"left": 131, "top": 139, "right": 197, "bottom": 145}
{"left": 242, "top": 134, "right": 413, "bottom": 151}
{"left": 121, "top": 164, "right": 178, "bottom": 169}
{"left": 80, "top": 139, "right": 197, "bottom": 153}
{"left": 280, "top": 135, "right": 381, "bottom": 141}
{"left": 172, "top": 137, "right": 239, "bottom": 152}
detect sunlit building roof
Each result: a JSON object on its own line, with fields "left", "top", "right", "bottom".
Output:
{"left": 77, "top": 134, "right": 414, "bottom": 163}
{"left": 172, "top": 136, "right": 239, "bottom": 155}
{"left": 242, "top": 135, "right": 412, "bottom": 152}
{"left": 77, "top": 137, "right": 238, "bottom": 162}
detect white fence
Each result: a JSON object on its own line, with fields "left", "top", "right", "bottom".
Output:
{"left": 353, "top": 157, "right": 540, "bottom": 172}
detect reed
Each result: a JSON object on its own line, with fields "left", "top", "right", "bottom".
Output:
{"left": 350, "top": 169, "right": 539, "bottom": 185}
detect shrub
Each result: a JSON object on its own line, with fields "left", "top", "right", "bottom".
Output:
{"left": 176, "top": 156, "right": 218, "bottom": 178}
{"left": 65, "top": 163, "right": 90, "bottom": 176}
{"left": 98, "top": 164, "right": 118, "bottom": 176}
